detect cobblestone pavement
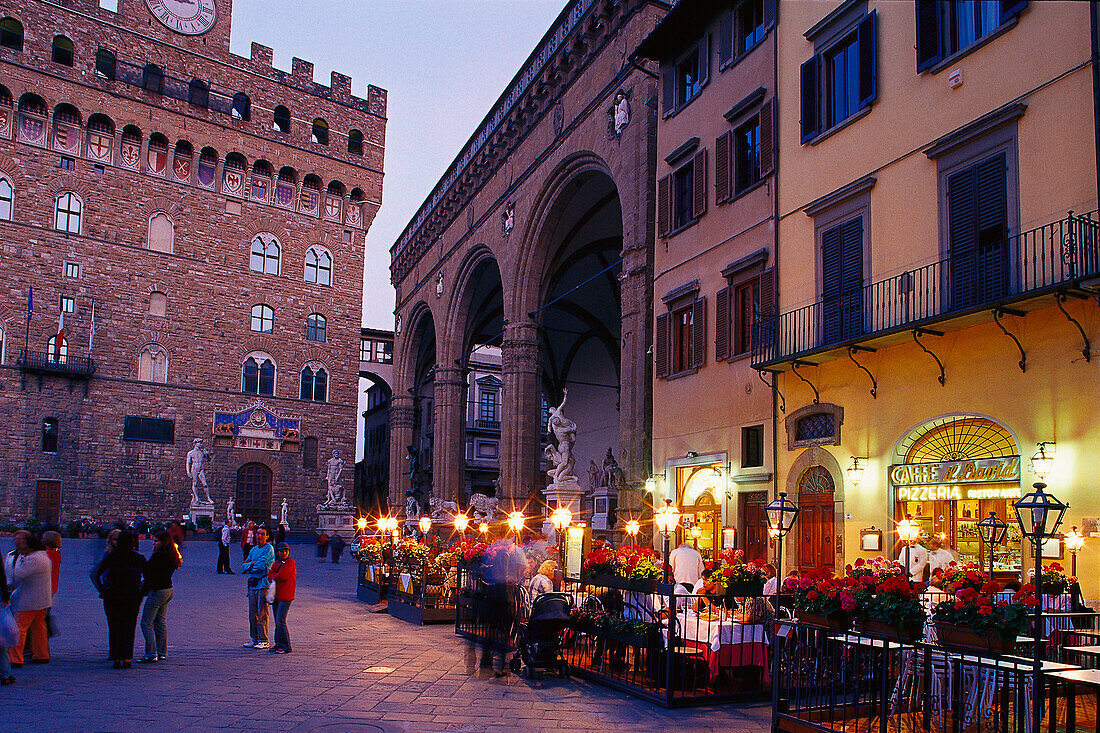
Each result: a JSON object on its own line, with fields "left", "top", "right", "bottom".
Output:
{"left": 2, "top": 538, "right": 769, "bottom": 732}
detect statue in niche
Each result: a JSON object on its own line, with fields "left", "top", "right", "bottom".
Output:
{"left": 544, "top": 389, "right": 577, "bottom": 485}
{"left": 406, "top": 495, "right": 420, "bottom": 520}
{"left": 436, "top": 272, "right": 444, "bottom": 298}
{"left": 609, "top": 89, "right": 630, "bottom": 137}
{"left": 501, "top": 202, "right": 515, "bottom": 238}
{"left": 186, "top": 439, "right": 213, "bottom": 505}
{"left": 587, "top": 460, "right": 600, "bottom": 492}
{"left": 601, "top": 448, "right": 622, "bottom": 491}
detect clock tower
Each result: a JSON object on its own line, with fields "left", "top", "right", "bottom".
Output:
{"left": 139, "top": 0, "right": 233, "bottom": 51}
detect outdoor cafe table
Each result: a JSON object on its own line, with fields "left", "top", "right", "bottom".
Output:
{"left": 1064, "top": 645, "right": 1100, "bottom": 668}
{"left": 948, "top": 652, "right": 1078, "bottom": 733}
{"left": 1046, "top": 668, "right": 1100, "bottom": 733}
{"left": 664, "top": 611, "right": 769, "bottom": 681}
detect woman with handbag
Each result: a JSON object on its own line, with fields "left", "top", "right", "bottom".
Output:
{"left": 266, "top": 542, "right": 296, "bottom": 654}
{"left": 91, "top": 530, "right": 147, "bottom": 669}
{"left": 6, "top": 532, "right": 52, "bottom": 668}
{"left": 137, "top": 531, "right": 181, "bottom": 663}
{"left": 0, "top": 554, "right": 15, "bottom": 685}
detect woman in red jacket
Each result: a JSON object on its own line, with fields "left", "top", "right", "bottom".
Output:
{"left": 266, "top": 542, "right": 296, "bottom": 654}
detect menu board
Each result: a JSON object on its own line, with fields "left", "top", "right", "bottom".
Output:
{"left": 565, "top": 525, "right": 590, "bottom": 581}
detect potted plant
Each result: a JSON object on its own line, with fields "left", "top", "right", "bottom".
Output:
{"left": 932, "top": 576, "right": 1036, "bottom": 654}
{"left": 705, "top": 548, "right": 767, "bottom": 596}
{"left": 581, "top": 543, "right": 661, "bottom": 592}
{"left": 860, "top": 575, "right": 927, "bottom": 641}
{"left": 785, "top": 568, "right": 859, "bottom": 630}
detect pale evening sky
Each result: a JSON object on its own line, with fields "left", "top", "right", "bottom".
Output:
{"left": 229, "top": 0, "right": 568, "bottom": 330}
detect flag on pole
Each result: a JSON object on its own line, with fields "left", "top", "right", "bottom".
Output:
{"left": 56, "top": 307, "right": 65, "bottom": 343}
{"left": 26, "top": 286, "right": 32, "bottom": 322}
{"left": 88, "top": 301, "right": 96, "bottom": 355}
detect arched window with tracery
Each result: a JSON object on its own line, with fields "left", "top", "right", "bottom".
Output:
{"left": 138, "top": 345, "right": 168, "bottom": 383}
{"left": 299, "top": 364, "right": 327, "bottom": 402}
{"left": 242, "top": 353, "right": 275, "bottom": 396}
{"left": 306, "top": 313, "right": 326, "bottom": 342}
{"left": 54, "top": 192, "right": 82, "bottom": 234}
{"left": 305, "top": 246, "right": 332, "bottom": 286}
{"left": 249, "top": 234, "right": 280, "bottom": 275}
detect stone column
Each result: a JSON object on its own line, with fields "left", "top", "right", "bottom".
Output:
{"left": 387, "top": 393, "right": 416, "bottom": 509}
{"left": 431, "top": 365, "right": 467, "bottom": 503}
{"left": 499, "top": 321, "right": 541, "bottom": 504}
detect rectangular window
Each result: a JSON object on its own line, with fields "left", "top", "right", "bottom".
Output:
{"left": 42, "top": 417, "right": 59, "bottom": 453}
{"left": 662, "top": 34, "right": 709, "bottom": 117}
{"left": 734, "top": 278, "right": 760, "bottom": 355}
{"left": 737, "top": 0, "right": 766, "bottom": 54}
{"left": 673, "top": 163, "right": 693, "bottom": 230}
{"left": 99, "top": 0, "right": 119, "bottom": 11}
{"left": 64, "top": 262, "right": 80, "bottom": 278}
{"left": 734, "top": 117, "right": 760, "bottom": 194}
{"left": 122, "top": 416, "right": 175, "bottom": 443}
{"left": 478, "top": 389, "right": 498, "bottom": 423}
{"left": 742, "top": 425, "right": 764, "bottom": 468}
{"left": 59, "top": 295, "right": 75, "bottom": 313}
{"left": 677, "top": 50, "right": 701, "bottom": 107}
{"left": 60, "top": 156, "right": 76, "bottom": 171}
{"left": 360, "top": 339, "right": 372, "bottom": 362}
{"left": 377, "top": 341, "right": 393, "bottom": 363}
{"left": 917, "top": 0, "right": 1024, "bottom": 71}
{"left": 801, "top": 12, "right": 877, "bottom": 143}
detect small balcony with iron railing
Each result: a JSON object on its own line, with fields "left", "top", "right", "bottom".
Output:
{"left": 17, "top": 349, "right": 97, "bottom": 378}
{"left": 752, "top": 211, "right": 1100, "bottom": 371}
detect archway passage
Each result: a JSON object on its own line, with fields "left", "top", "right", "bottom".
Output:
{"left": 454, "top": 255, "right": 504, "bottom": 502}
{"left": 797, "top": 466, "right": 836, "bottom": 574}
{"left": 408, "top": 311, "right": 437, "bottom": 506}
{"left": 236, "top": 463, "right": 272, "bottom": 524}
{"left": 536, "top": 170, "right": 623, "bottom": 514}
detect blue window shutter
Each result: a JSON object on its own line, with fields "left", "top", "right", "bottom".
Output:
{"left": 857, "top": 11, "right": 877, "bottom": 108}
{"left": 915, "top": 0, "right": 943, "bottom": 72}
{"left": 800, "top": 56, "right": 819, "bottom": 142}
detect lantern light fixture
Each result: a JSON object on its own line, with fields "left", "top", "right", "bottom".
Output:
{"left": 765, "top": 492, "right": 800, "bottom": 539}
{"left": 1065, "top": 526, "right": 1085, "bottom": 554}
{"left": 654, "top": 499, "right": 681, "bottom": 536}
{"left": 976, "top": 511, "right": 1009, "bottom": 546}
{"left": 550, "top": 505, "right": 573, "bottom": 532}
{"left": 453, "top": 512, "right": 470, "bottom": 533}
{"left": 1029, "top": 442, "right": 1056, "bottom": 481}
{"left": 418, "top": 514, "right": 432, "bottom": 534}
{"left": 644, "top": 476, "right": 656, "bottom": 493}
{"left": 356, "top": 517, "right": 368, "bottom": 531}
{"left": 897, "top": 513, "right": 922, "bottom": 543}
{"left": 479, "top": 521, "right": 490, "bottom": 536}
{"left": 624, "top": 519, "right": 641, "bottom": 538}
{"left": 846, "top": 457, "right": 868, "bottom": 487}
{"left": 1014, "top": 482, "right": 1068, "bottom": 540}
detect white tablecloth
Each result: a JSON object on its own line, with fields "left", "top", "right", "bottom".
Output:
{"left": 670, "top": 611, "right": 767, "bottom": 651}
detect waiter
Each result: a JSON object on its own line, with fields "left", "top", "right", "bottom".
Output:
{"left": 897, "top": 538, "right": 929, "bottom": 582}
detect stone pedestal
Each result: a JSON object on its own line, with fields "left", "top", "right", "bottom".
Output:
{"left": 542, "top": 478, "right": 586, "bottom": 539}
{"left": 316, "top": 503, "right": 356, "bottom": 536}
{"left": 590, "top": 486, "right": 618, "bottom": 531}
{"left": 188, "top": 500, "right": 215, "bottom": 527}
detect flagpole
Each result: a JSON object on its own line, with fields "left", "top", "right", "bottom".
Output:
{"left": 23, "top": 286, "right": 31, "bottom": 360}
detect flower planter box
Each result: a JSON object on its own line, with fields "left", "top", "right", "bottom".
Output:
{"left": 356, "top": 562, "right": 388, "bottom": 604}
{"left": 861, "top": 618, "right": 922, "bottom": 642}
{"left": 799, "top": 611, "right": 853, "bottom": 631}
{"left": 571, "top": 623, "right": 652, "bottom": 648}
{"left": 936, "top": 624, "right": 1015, "bottom": 654}
{"left": 584, "top": 572, "right": 658, "bottom": 594}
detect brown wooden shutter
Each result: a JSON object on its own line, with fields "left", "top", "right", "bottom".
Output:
{"left": 718, "top": 13, "right": 733, "bottom": 68}
{"left": 657, "top": 174, "right": 671, "bottom": 236}
{"left": 692, "top": 148, "right": 707, "bottom": 219}
{"left": 758, "top": 99, "right": 774, "bottom": 178}
{"left": 662, "top": 66, "right": 675, "bottom": 117}
{"left": 715, "top": 286, "right": 730, "bottom": 362}
{"left": 697, "top": 32, "right": 710, "bottom": 89}
{"left": 655, "top": 312, "right": 671, "bottom": 378}
{"left": 691, "top": 297, "right": 707, "bottom": 369}
{"left": 715, "top": 132, "right": 732, "bottom": 203}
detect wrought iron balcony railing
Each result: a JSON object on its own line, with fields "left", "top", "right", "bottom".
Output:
{"left": 17, "top": 349, "right": 97, "bottom": 377}
{"left": 752, "top": 210, "right": 1100, "bottom": 368}
{"left": 475, "top": 419, "right": 501, "bottom": 430}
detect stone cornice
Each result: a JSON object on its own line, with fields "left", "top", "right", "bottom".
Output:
{"left": 390, "top": 0, "right": 645, "bottom": 285}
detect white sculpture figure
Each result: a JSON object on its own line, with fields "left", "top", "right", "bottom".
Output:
{"left": 429, "top": 496, "right": 459, "bottom": 522}
{"left": 405, "top": 495, "right": 419, "bottom": 520}
{"left": 280, "top": 498, "right": 289, "bottom": 528}
{"left": 501, "top": 202, "right": 515, "bottom": 238}
{"left": 601, "top": 448, "right": 621, "bottom": 490}
{"left": 545, "top": 389, "right": 577, "bottom": 485}
{"left": 323, "top": 450, "right": 346, "bottom": 506}
{"left": 226, "top": 496, "right": 235, "bottom": 523}
{"left": 186, "top": 439, "right": 213, "bottom": 504}
{"left": 469, "top": 493, "right": 500, "bottom": 522}
{"left": 612, "top": 90, "right": 630, "bottom": 135}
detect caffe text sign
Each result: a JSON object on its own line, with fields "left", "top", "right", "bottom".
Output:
{"left": 890, "top": 456, "right": 1020, "bottom": 487}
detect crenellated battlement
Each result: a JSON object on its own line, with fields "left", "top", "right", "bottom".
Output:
{"left": 233, "top": 45, "right": 385, "bottom": 117}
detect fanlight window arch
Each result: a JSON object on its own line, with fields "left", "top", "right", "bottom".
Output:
{"left": 138, "top": 344, "right": 168, "bottom": 383}
{"left": 899, "top": 416, "right": 1018, "bottom": 464}
{"left": 241, "top": 353, "right": 275, "bottom": 396}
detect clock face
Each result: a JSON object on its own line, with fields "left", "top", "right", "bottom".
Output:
{"left": 146, "top": 0, "right": 217, "bottom": 35}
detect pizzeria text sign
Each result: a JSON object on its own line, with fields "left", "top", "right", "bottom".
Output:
{"left": 890, "top": 456, "right": 1020, "bottom": 488}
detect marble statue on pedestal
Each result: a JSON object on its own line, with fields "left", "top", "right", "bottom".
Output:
{"left": 280, "top": 498, "right": 289, "bottom": 529}
{"left": 186, "top": 439, "right": 213, "bottom": 504}
{"left": 469, "top": 493, "right": 500, "bottom": 522}
{"left": 429, "top": 496, "right": 459, "bottom": 522}
{"left": 405, "top": 495, "right": 419, "bottom": 520}
{"left": 226, "top": 496, "right": 235, "bottom": 523}
{"left": 322, "top": 450, "right": 346, "bottom": 507}
{"left": 545, "top": 389, "right": 577, "bottom": 485}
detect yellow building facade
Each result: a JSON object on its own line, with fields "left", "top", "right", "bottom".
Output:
{"left": 759, "top": 1, "right": 1100, "bottom": 595}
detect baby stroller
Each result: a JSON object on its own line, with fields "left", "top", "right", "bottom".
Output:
{"left": 514, "top": 592, "right": 573, "bottom": 679}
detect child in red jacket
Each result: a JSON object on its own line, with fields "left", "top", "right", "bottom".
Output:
{"left": 267, "top": 542, "right": 296, "bottom": 654}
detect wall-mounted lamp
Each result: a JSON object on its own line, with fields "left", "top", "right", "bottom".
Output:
{"left": 644, "top": 476, "right": 656, "bottom": 493}
{"left": 847, "top": 456, "right": 868, "bottom": 487}
{"left": 1030, "top": 442, "right": 1056, "bottom": 481}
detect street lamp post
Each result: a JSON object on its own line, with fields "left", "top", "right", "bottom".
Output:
{"left": 1014, "top": 481, "right": 1068, "bottom": 733}
{"left": 765, "top": 491, "right": 799, "bottom": 733}
{"left": 1065, "top": 526, "right": 1084, "bottom": 578}
{"left": 897, "top": 514, "right": 921, "bottom": 580}
{"left": 653, "top": 499, "right": 681, "bottom": 584}
{"left": 418, "top": 514, "right": 432, "bottom": 537}
{"left": 976, "top": 511, "right": 1009, "bottom": 578}
{"left": 550, "top": 505, "right": 572, "bottom": 578}
{"left": 624, "top": 519, "right": 641, "bottom": 543}
{"left": 507, "top": 511, "right": 525, "bottom": 544}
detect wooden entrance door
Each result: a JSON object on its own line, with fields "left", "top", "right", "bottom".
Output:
{"left": 742, "top": 491, "right": 769, "bottom": 564}
{"left": 236, "top": 463, "right": 272, "bottom": 524}
{"left": 797, "top": 466, "right": 836, "bottom": 573}
{"left": 35, "top": 480, "right": 61, "bottom": 523}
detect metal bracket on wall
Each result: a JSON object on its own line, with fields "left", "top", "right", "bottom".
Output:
{"left": 1055, "top": 292, "right": 1092, "bottom": 362}
{"left": 847, "top": 345, "right": 877, "bottom": 398}
{"left": 992, "top": 308, "right": 1027, "bottom": 372}
{"left": 912, "top": 328, "right": 945, "bottom": 386}
{"left": 790, "top": 360, "right": 820, "bottom": 404}
{"left": 758, "top": 369, "right": 785, "bottom": 413}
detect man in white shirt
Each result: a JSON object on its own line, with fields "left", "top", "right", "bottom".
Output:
{"left": 926, "top": 537, "right": 955, "bottom": 578}
{"left": 668, "top": 540, "right": 705, "bottom": 586}
{"left": 897, "top": 540, "right": 929, "bottom": 582}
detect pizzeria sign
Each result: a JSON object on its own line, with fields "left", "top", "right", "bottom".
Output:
{"left": 890, "top": 456, "right": 1020, "bottom": 487}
